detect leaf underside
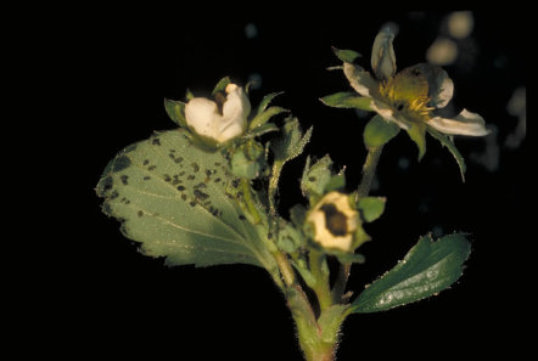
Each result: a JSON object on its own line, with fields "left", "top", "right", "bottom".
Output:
{"left": 96, "top": 129, "right": 274, "bottom": 269}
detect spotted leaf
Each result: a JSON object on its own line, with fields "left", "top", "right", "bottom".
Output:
{"left": 96, "top": 129, "right": 276, "bottom": 270}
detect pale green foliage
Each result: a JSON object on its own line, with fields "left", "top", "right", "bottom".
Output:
{"left": 96, "top": 129, "right": 276, "bottom": 270}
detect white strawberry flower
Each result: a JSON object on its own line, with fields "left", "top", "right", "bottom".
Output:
{"left": 185, "top": 83, "right": 251, "bottom": 144}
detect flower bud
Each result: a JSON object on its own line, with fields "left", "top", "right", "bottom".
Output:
{"left": 185, "top": 83, "right": 250, "bottom": 144}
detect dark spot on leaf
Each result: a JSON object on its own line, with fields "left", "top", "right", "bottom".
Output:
{"left": 164, "top": 174, "right": 171, "bottom": 182}
{"left": 120, "top": 175, "right": 129, "bottom": 185}
{"left": 181, "top": 194, "right": 187, "bottom": 201}
{"left": 214, "top": 162, "right": 221, "bottom": 166}
{"left": 396, "top": 103, "right": 405, "bottom": 111}
{"left": 206, "top": 169, "right": 212, "bottom": 177}
{"left": 179, "top": 171, "right": 186, "bottom": 176}
{"left": 102, "top": 203, "right": 112, "bottom": 215}
{"left": 169, "top": 149, "right": 176, "bottom": 153}
{"left": 191, "top": 162, "right": 200, "bottom": 172}
{"left": 148, "top": 165, "right": 156, "bottom": 171}
{"left": 189, "top": 201, "right": 196, "bottom": 207}
{"left": 152, "top": 137, "right": 161, "bottom": 146}
{"left": 143, "top": 159, "right": 150, "bottom": 166}
{"left": 239, "top": 215, "right": 246, "bottom": 220}
{"left": 187, "top": 175, "right": 196, "bottom": 180}
{"left": 113, "top": 156, "right": 131, "bottom": 172}
{"left": 194, "top": 189, "right": 209, "bottom": 200}
{"left": 100, "top": 176, "right": 113, "bottom": 193}
{"left": 194, "top": 182, "right": 207, "bottom": 189}
{"left": 109, "top": 190, "right": 119, "bottom": 200}
{"left": 214, "top": 178, "right": 221, "bottom": 183}
{"left": 320, "top": 204, "right": 348, "bottom": 236}
{"left": 175, "top": 156, "right": 184, "bottom": 164}
{"left": 143, "top": 176, "right": 151, "bottom": 181}
{"left": 137, "top": 210, "right": 143, "bottom": 217}
{"left": 177, "top": 185, "right": 185, "bottom": 191}
{"left": 308, "top": 176, "right": 316, "bottom": 182}
{"left": 232, "top": 179, "right": 240, "bottom": 188}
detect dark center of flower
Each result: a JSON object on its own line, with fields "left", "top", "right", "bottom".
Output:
{"left": 214, "top": 91, "right": 226, "bottom": 115}
{"left": 320, "top": 204, "right": 348, "bottom": 237}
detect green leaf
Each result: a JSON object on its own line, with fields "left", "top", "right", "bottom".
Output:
{"left": 163, "top": 98, "right": 187, "bottom": 128}
{"left": 320, "top": 92, "right": 373, "bottom": 111}
{"left": 211, "top": 76, "right": 231, "bottom": 95}
{"left": 428, "top": 128, "right": 466, "bottom": 182}
{"left": 331, "top": 46, "right": 361, "bottom": 63}
{"left": 249, "top": 106, "right": 288, "bottom": 130}
{"left": 352, "top": 233, "right": 471, "bottom": 313}
{"left": 405, "top": 122, "right": 427, "bottom": 160}
{"left": 271, "top": 117, "right": 313, "bottom": 164}
{"left": 357, "top": 196, "right": 386, "bottom": 222}
{"left": 256, "top": 91, "right": 284, "bottom": 115}
{"left": 269, "top": 117, "right": 313, "bottom": 216}
{"left": 96, "top": 129, "right": 276, "bottom": 270}
{"left": 363, "top": 115, "right": 400, "bottom": 149}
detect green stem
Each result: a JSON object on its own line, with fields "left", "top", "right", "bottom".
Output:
{"left": 308, "top": 250, "right": 333, "bottom": 312}
{"left": 357, "top": 145, "right": 384, "bottom": 197}
{"left": 240, "top": 178, "right": 262, "bottom": 224}
{"left": 333, "top": 146, "right": 384, "bottom": 302}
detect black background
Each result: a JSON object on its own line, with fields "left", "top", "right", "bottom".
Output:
{"left": 76, "top": 9, "right": 526, "bottom": 360}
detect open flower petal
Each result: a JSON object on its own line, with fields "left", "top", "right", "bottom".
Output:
{"left": 415, "top": 63, "right": 454, "bottom": 108}
{"left": 371, "top": 23, "right": 398, "bottom": 80}
{"left": 427, "top": 109, "right": 489, "bottom": 136}
{"left": 343, "top": 63, "right": 378, "bottom": 97}
{"left": 307, "top": 192, "right": 358, "bottom": 252}
{"left": 185, "top": 97, "right": 221, "bottom": 139}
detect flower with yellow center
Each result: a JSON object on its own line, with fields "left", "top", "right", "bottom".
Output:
{"left": 341, "top": 23, "right": 489, "bottom": 158}
{"left": 307, "top": 192, "right": 359, "bottom": 252}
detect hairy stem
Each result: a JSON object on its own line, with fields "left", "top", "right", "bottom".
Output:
{"left": 333, "top": 146, "right": 384, "bottom": 302}
{"left": 357, "top": 145, "right": 384, "bottom": 197}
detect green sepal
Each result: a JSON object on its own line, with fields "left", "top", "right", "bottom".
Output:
{"left": 256, "top": 91, "right": 284, "bottom": 115}
{"left": 245, "top": 122, "right": 279, "bottom": 138}
{"left": 363, "top": 115, "right": 400, "bottom": 149}
{"left": 331, "top": 46, "right": 362, "bottom": 63}
{"left": 163, "top": 98, "right": 188, "bottom": 128}
{"left": 357, "top": 196, "right": 386, "bottom": 223}
{"left": 276, "top": 219, "right": 305, "bottom": 253}
{"left": 211, "top": 76, "right": 231, "bottom": 96}
{"left": 428, "top": 128, "right": 466, "bottom": 182}
{"left": 405, "top": 122, "right": 427, "bottom": 160}
{"left": 289, "top": 203, "right": 307, "bottom": 229}
{"left": 185, "top": 88, "right": 195, "bottom": 101}
{"left": 333, "top": 252, "right": 366, "bottom": 265}
{"left": 249, "top": 106, "right": 289, "bottom": 130}
{"left": 351, "top": 233, "right": 471, "bottom": 313}
{"left": 320, "top": 92, "right": 373, "bottom": 111}
{"left": 301, "top": 155, "right": 333, "bottom": 199}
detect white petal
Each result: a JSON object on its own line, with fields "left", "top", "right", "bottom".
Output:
{"left": 219, "top": 84, "right": 249, "bottom": 139}
{"left": 184, "top": 97, "right": 221, "bottom": 139}
{"left": 343, "top": 62, "right": 378, "bottom": 97}
{"left": 413, "top": 63, "right": 454, "bottom": 108}
{"left": 427, "top": 109, "right": 490, "bottom": 136}
{"left": 371, "top": 23, "right": 398, "bottom": 80}
{"left": 371, "top": 100, "right": 410, "bottom": 130}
